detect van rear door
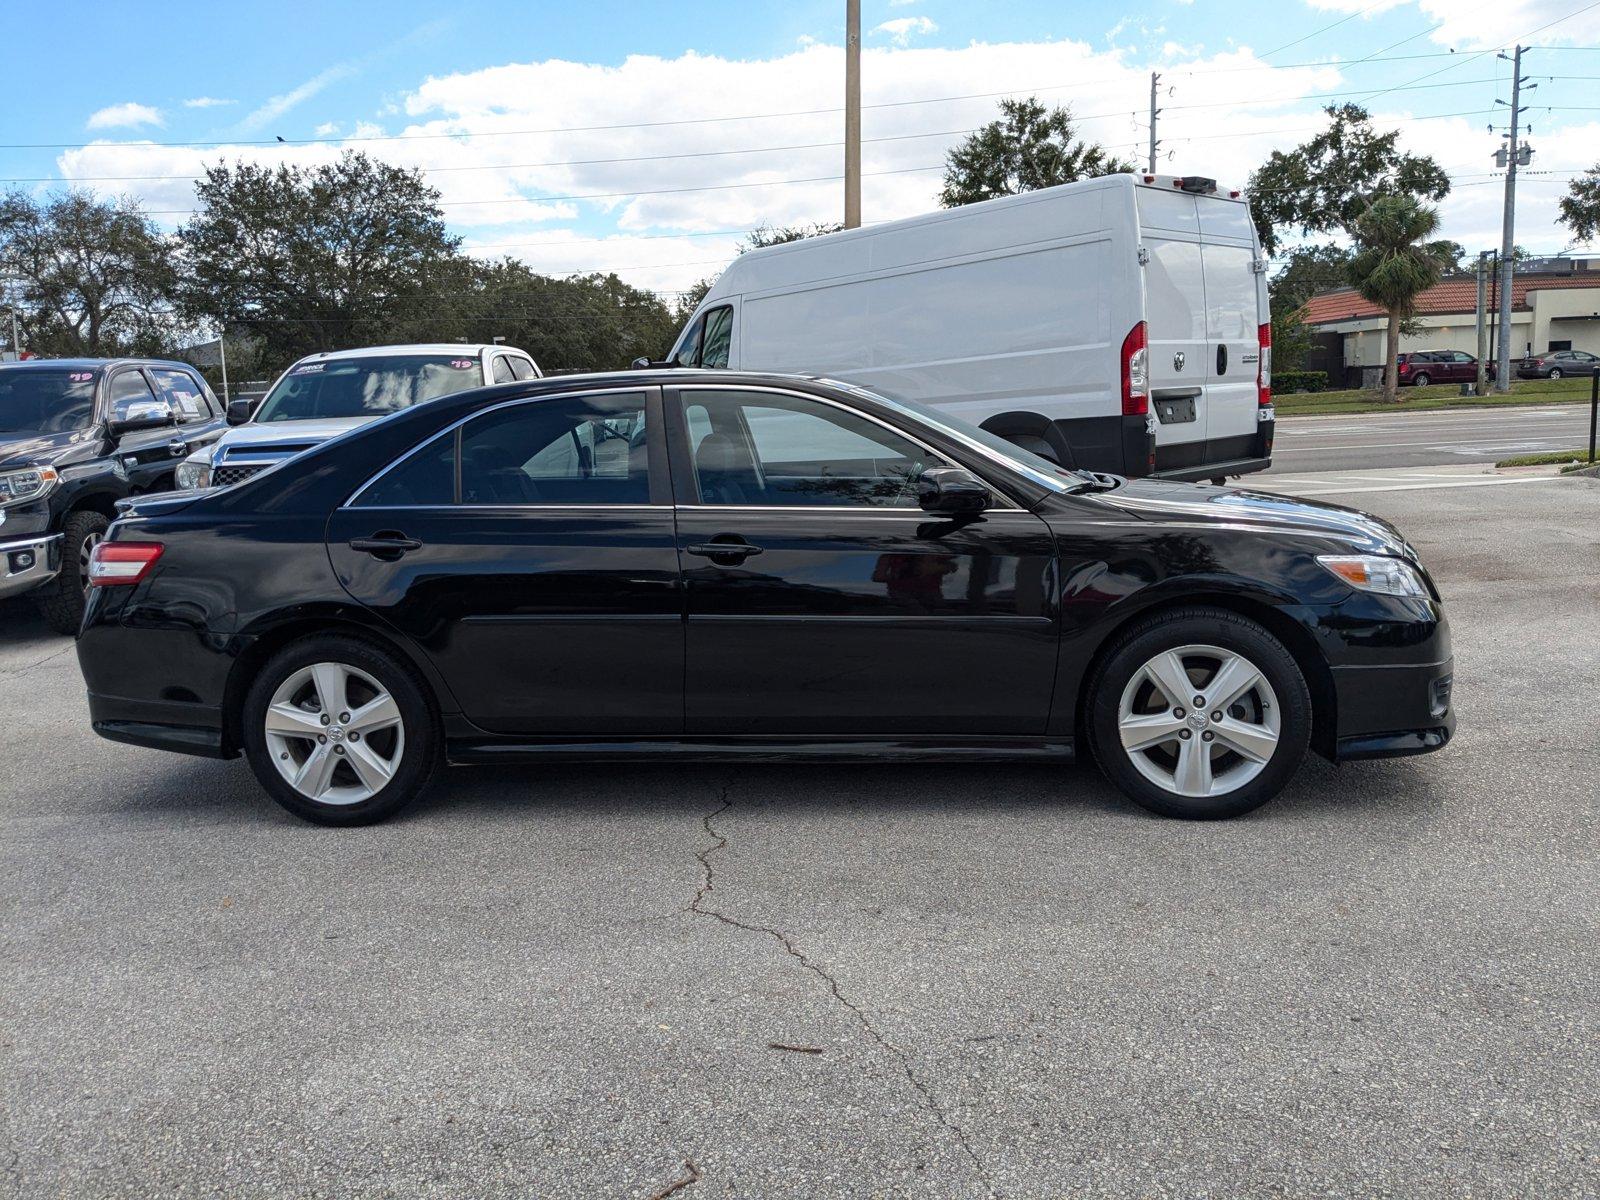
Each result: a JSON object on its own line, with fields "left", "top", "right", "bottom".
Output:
{"left": 1136, "top": 188, "right": 1208, "bottom": 467}
{"left": 1197, "top": 197, "right": 1265, "bottom": 465}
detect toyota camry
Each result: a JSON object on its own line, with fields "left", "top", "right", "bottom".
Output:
{"left": 75, "top": 371, "right": 1453, "bottom": 825}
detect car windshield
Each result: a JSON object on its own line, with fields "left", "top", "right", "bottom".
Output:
{"left": 254, "top": 354, "right": 483, "bottom": 423}
{"left": 0, "top": 369, "right": 99, "bottom": 435}
{"left": 828, "top": 383, "right": 1091, "bottom": 494}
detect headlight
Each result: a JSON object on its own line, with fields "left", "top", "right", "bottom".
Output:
{"left": 175, "top": 459, "right": 213, "bottom": 490}
{"left": 1317, "top": 554, "right": 1429, "bottom": 598}
{"left": 0, "top": 466, "right": 59, "bottom": 507}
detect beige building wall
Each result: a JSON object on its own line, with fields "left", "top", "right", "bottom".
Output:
{"left": 1337, "top": 312, "right": 1532, "bottom": 368}
{"left": 1530, "top": 288, "right": 1600, "bottom": 353}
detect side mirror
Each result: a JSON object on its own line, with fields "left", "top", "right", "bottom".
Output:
{"left": 226, "top": 398, "right": 254, "bottom": 426}
{"left": 108, "top": 399, "right": 175, "bottom": 437}
{"left": 916, "top": 467, "right": 990, "bottom": 515}
{"left": 630, "top": 356, "right": 652, "bottom": 371}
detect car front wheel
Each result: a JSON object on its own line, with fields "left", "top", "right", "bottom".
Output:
{"left": 242, "top": 635, "right": 440, "bottom": 825}
{"left": 1088, "top": 608, "right": 1312, "bottom": 819}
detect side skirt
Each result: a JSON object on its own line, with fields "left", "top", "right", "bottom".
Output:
{"left": 445, "top": 736, "right": 1075, "bottom": 766}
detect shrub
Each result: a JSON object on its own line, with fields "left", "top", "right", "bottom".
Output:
{"left": 1274, "top": 369, "right": 1328, "bottom": 393}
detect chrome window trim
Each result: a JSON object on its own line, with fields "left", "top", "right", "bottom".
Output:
{"left": 343, "top": 386, "right": 656, "bottom": 510}
{"left": 673, "top": 382, "right": 1031, "bottom": 511}
{"left": 673, "top": 504, "right": 1031, "bottom": 515}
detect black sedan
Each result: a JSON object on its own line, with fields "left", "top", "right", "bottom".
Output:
{"left": 76, "top": 371, "right": 1453, "bottom": 824}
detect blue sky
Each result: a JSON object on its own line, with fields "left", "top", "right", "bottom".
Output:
{"left": 4, "top": 0, "right": 1599, "bottom": 295}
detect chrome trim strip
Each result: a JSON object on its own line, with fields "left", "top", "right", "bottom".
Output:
{"left": 343, "top": 385, "right": 654, "bottom": 509}
{"left": 0, "top": 533, "right": 62, "bottom": 553}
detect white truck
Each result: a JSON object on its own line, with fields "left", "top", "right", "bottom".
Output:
{"left": 176, "top": 343, "right": 540, "bottom": 490}
{"left": 667, "top": 173, "right": 1273, "bottom": 483}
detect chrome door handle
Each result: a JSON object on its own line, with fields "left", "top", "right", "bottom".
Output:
{"left": 168, "top": 438, "right": 189, "bottom": 457}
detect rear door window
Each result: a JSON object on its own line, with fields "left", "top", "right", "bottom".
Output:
{"left": 460, "top": 392, "right": 652, "bottom": 506}
{"left": 151, "top": 368, "right": 211, "bottom": 423}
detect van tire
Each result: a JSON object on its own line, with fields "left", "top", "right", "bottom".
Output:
{"left": 34, "top": 510, "right": 109, "bottom": 635}
{"left": 1411, "top": 372, "right": 1431, "bottom": 387}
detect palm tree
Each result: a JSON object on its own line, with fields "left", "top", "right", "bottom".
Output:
{"left": 1346, "top": 196, "right": 1450, "bottom": 402}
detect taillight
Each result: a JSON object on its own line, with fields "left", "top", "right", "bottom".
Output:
{"left": 88, "top": 541, "right": 164, "bottom": 587}
{"left": 1257, "top": 322, "right": 1272, "bottom": 407}
{"left": 1121, "top": 322, "right": 1149, "bottom": 416}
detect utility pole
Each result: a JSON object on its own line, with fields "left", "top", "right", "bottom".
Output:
{"left": 1148, "top": 72, "right": 1162, "bottom": 174}
{"left": 844, "top": 0, "right": 861, "bottom": 229}
{"left": 1494, "top": 45, "right": 1534, "bottom": 392}
{"left": 6, "top": 309, "right": 18, "bottom": 362}
{"left": 1474, "top": 251, "right": 1491, "bottom": 395}
{"left": 217, "top": 327, "right": 229, "bottom": 404}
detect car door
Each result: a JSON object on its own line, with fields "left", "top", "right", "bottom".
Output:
{"left": 326, "top": 386, "right": 683, "bottom": 735}
{"left": 666, "top": 384, "right": 1059, "bottom": 737}
{"left": 103, "top": 366, "right": 185, "bottom": 490}
{"left": 149, "top": 367, "right": 227, "bottom": 464}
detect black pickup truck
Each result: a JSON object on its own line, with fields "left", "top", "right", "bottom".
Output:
{"left": 0, "top": 359, "right": 226, "bottom": 633}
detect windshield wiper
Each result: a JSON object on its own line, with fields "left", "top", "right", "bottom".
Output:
{"left": 1065, "top": 471, "right": 1124, "bottom": 494}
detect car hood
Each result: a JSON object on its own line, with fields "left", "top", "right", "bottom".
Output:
{"left": 1086, "top": 476, "right": 1417, "bottom": 559}
{"left": 0, "top": 428, "right": 98, "bottom": 472}
{"left": 208, "top": 416, "right": 376, "bottom": 458}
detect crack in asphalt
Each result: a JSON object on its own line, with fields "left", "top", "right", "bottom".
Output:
{"left": 0, "top": 644, "right": 73, "bottom": 680}
{"left": 688, "top": 783, "right": 997, "bottom": 1197}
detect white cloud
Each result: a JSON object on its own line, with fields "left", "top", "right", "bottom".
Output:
{"left": 86, "top": 102, "right": 163, "bottom": 130}
{"left": 51, "top": 38, "right": 1594, "bottom": 295}
{"left": 183, "top": 97, "right": 234, "bottom": 109}
{"left": 1308, "top": 0, "right": 1600, "bottom": 46}
{"left": 236, "top": 63, "right": 357, "bottom": 133}
{"left": 872, "top": 17, "right": 937, "bottom": 46}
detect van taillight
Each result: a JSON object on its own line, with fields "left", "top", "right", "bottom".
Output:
{"left": 1257, "top": 322, "right": 1272, "bottom": 408}
{"left": 1121, "top": 322, "right": 1150, "bottom": 416}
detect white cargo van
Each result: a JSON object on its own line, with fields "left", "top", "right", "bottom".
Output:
{"left": 667, "top": 173, "right": 1273, "bottom": 482}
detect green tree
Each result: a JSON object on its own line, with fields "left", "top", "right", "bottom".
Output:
{"left": 177, "top": 151, "right": 460, "bottom": 362}
{"left": 0, "top": 189, "right": 175, "bottom": 357}
{"left": 1247, "top": 105, "right": 1450, "bottom": 256}
{"left": 1557, "top": 162, "right": 1600, "bottom": 245}
{"left": 1346, "top": 196, "right": 1450, "bottom": 403}
{"left": 1266, "top": 244, "right": 1354, "bottom": 370}
{"left": 940, "top": 98, "right": 1135, "bottom": 208}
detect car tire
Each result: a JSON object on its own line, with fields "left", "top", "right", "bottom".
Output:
{"left": 1548, "top": 368, "right": 1563, "bottom": 380}
{"left": 241, "top": 635, "right": 441, "bottom": 826}
{"left": 33, "top": 510, "right": 109, "bottom": 635}
{"left": 1411, "top": 372, "right": 1430, "bottom": 387}
{"left": 1087, "top": 607, "right": 1312, "bottom": 820}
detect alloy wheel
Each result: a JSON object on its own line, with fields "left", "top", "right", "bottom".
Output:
{"left": 264, "top": 662, "right": 406, "bottom": 805}
{"left": 1116, "top": 643, "right": 1281, "bottom": 799}
{"left": 78, "top": 530, "right": 104, "bottom": 593}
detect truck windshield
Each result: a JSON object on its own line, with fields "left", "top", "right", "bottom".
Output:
{"left": 0, "top": 369, "right": 99, "bottom": 435}
{"left": 254, "top": 354, "right": 483, "bottom": 423}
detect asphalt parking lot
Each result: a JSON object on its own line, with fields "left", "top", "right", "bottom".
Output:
{"left": 2, "top": 466, "right": 1597, "bottom": 1198}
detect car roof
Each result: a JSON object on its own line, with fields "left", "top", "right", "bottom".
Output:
{"left": 0, "top": 357, "right": 198, "bottom": 371}
{"left": 291, "top": 344, "right": 512, "bottom": 363}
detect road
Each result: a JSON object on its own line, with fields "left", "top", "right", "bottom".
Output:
{"left": 3, "top": 467, "right": 1597, "bottom": 1198}
{"left": 1270, "top": 401, "right": 1595, "bottom": 473}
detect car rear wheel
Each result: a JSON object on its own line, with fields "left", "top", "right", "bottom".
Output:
{"left": 1411, "top": 372, "right": 1431, "bottom": 387}
{"left": 33, "top": 510, "right": 109, "bottom": 635}
{"left": 242, "top": 636, "right": 440, "bottom": 825}
{"left": 1548, "top": 368, "right": 1563, "bottom": 379}
{"left": 1087, "top": 608, "right": 1312, "bottom": 819}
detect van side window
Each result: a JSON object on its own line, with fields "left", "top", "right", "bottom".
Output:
{"left": 673, "top": 316, "right": 705, "bottom": 368}
{"left": 700, "top": 306, "right": 734, "bottom": 369}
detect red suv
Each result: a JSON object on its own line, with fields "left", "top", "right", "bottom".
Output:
{"left": 1396, "top": 351, "right": 1482, "bottom": 387}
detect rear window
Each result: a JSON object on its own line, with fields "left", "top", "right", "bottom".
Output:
{"left": 255, "top": 354, "right": 483, "bottom": 423}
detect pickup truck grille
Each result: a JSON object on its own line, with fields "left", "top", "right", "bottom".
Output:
{"left": 212, "top": 464, "right": 266, "bottom": 487}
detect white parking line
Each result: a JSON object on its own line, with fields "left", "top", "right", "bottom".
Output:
{"left": 1258, "top": 475, "right": 1569, "bottom": 497}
